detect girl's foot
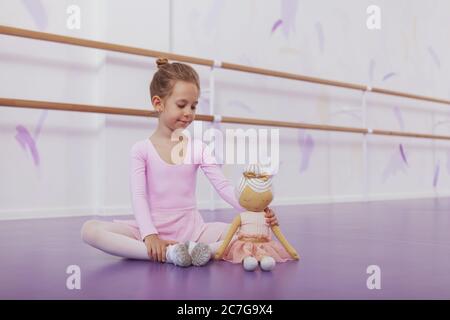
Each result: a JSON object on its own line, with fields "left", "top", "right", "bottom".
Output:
{"left": 166, "top": 243, "right": 192, "bottom": 267}
{"left": 187, "top": 242, "right": 212, "bottom": 267}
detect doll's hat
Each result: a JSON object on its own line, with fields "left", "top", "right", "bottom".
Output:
{"left": 237, "top": 163, "right": 274, "bottom": 195}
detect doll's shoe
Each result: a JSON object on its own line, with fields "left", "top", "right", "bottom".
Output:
{"left": 260, "top": 256, "right": 276, "bottom": 271}
{"left": 243, "top": 256, "right": 258, "bottom": 271}
{"left": 169, "top": 243, "right": 192, "bottom": 267}
{"left": 188, "top": 242, "right": 212, "bottom": 267}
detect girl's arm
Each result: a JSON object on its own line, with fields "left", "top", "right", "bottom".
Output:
{"left": 130, "top": 142, "right": 158, "bottom": 241}
{"left": 199, "top": 141, "right": 245, "bottom": 211}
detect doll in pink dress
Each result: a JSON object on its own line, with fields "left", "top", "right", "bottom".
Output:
{"left": 215, "top": 163, "right": 299, "bottom": 271}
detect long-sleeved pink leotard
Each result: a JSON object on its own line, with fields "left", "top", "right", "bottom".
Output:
{"left": 114, "top": 137, "right": 245, "bottom": 242}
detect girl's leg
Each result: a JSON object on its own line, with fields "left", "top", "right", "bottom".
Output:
{"left": 81, "top": 219, "right": 149, "bottom": 260}
{"left": 81, "top": 219, "right": 192, "bottom": 266}
{"left": 196, "top": 222, "right": 237, "bottom": 255}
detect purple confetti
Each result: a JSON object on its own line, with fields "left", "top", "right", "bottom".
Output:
{"left": 34, "top": 109, "right": 48, "bottom": 139}
{"left": 271, "top": 19, "right": 283, "bottom": 34}
{"left": 382, "top": 148, "right": 408, "bottom": 182}
{"left": 280, "top": 0, "right": 299, "bottom": 38}
{"left": 433, "top": 162, "right": 440, "bottom": 187}
{"left": 315, "top": 22, "right": 324, "bottom": 53}
{"left": 21, "top": 0, "right": 48, "bottom": 30}
{"left": 14, "top": 110, "right": 47, "bottom": 167}
{"left": 399, "top": 143, "right": 408, "bottom": 165}
{"left": 393, "top": 106, "right": 405, "bottom": 131}
{"left": 298, "top": 129, "right": 315, "bottom": 173}
{"left": 15, "top": 125, "right": 40, "bottom": 166}
{"left": 382, "top": 72, "right": 397, "bottom": 81}
{"left": 428, "top": 46, "right": 441, "bottom": 69}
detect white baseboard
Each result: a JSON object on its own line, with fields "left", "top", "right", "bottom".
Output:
{"left": 1, "top": 191, "right": 449, "bottom": 221}
{"left": 0, "top": 206, "right": 99, "bottom": 221}
{"left": 208, "top": 191, "right": 450, "bottom": 210}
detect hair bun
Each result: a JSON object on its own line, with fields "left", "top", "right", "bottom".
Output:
{"left": 156, "top": 57, "right": 169, "bottom": 69}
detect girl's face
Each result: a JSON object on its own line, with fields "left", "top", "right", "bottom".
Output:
{"left": 152, "top": 81, "right": 199, "bottom": 131}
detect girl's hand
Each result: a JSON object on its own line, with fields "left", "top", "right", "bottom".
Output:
{"left": 144, "top": 234, "right": 178, "bottom": 263}
{"left": 264, "top": 207, "right": 279, "bottom": 226}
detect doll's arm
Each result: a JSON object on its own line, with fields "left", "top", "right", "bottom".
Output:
{"left": 271, "top": 225, "right": 300, "bottom": 260}
{"left": 214, "top": 215, "right": 241, "bottom": 260}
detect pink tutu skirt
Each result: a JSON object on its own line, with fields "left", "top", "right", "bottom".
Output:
{"left": 222, "top": 238, "right": 294, "bottom": 264}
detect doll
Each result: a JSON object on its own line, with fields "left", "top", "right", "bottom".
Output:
{"left": 214, "top": 163, "right": 299, "bottom": 271}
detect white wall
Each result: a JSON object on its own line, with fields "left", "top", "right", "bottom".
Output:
{"left": 0, "top": 0, "right": 449, "bottom": 220}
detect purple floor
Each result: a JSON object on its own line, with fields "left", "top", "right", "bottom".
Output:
{"left": 1, "top": 197, "right": 450, "bottom": 299}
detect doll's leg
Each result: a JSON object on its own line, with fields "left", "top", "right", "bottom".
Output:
{"left": 243, "top": 256, "right": 258, "bottom": 271}
{"left": 81, "top": 219, "right": 149, "bottom": 260}
{"left": 260, "top": 256, "right": 276, "bottom": 271}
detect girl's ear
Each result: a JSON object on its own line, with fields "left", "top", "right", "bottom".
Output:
{"left": 152, "top": 96, "right": 162, "bottom": 106}
{"left": 152, "top": 96, "right": 165, "bottom": 113}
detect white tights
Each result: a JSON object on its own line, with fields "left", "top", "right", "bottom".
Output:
{"left": 81, "top": 219, "right": 230, "bottom": 261}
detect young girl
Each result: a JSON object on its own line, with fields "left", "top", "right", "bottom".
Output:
{"left": 81, "top": 57, "right": 279, "bottom": 267}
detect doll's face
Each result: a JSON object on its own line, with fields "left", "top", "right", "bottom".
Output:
{"left": 239, "top": 185, "right": 273, "bottom": 212}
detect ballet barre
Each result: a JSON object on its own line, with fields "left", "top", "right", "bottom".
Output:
{"left": 1, "top": 97, "right": 450, "bottom": 141}
{"left": 0, "top": 25, "right": 450, "bottom": 106}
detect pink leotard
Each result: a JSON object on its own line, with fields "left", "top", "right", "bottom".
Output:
{"left": 114, "top": 137, "right": 245, "bottom": 242}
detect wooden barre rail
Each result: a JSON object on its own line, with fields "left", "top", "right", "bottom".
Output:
{"left": 1, "top": 25, "right": 450, "bottom": 106}
{"left": 1, "top": 97, "right": 449, "bottom": 141}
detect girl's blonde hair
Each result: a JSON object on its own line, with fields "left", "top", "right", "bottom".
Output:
{"left": 149, "top": 57, "right": 201, "bottom": 102}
